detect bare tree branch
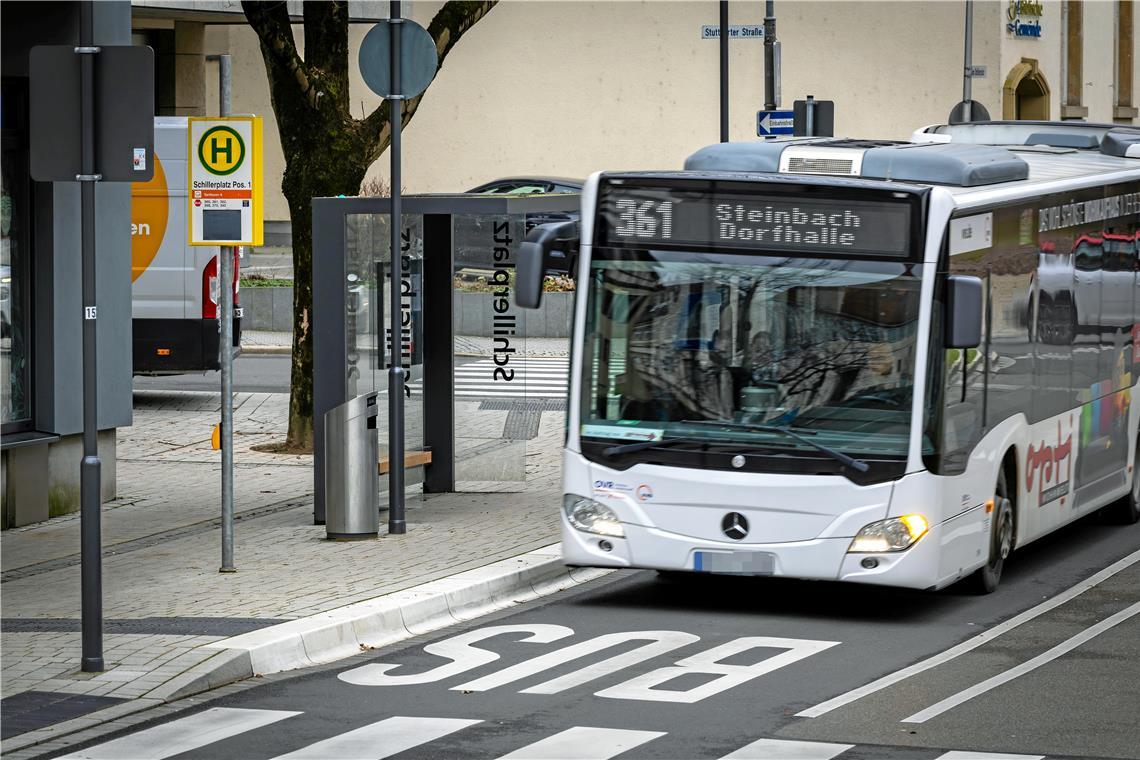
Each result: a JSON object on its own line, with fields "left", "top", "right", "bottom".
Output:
{"left": 242, "top": 0, "right": 321, "bottom": 110}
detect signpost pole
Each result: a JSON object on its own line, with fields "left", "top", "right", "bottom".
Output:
{"left": 216, "top": 57, "right": 236, "bottom": 573}
{"left": 220, "top": 239, "right": 235, "bottom": 572}
{"left": 719, "top": 0, "right": 729, "bottom": 142}
{"left": 962, "top": 0, "right": 974, "bottom": 122}
{"left": 764, "top": 0, "right": 779, "bottom": 110}
{"left": 77, "top": 0, "right": 104, "bottom": 673}
{"left": 387, "top": 0, "right": 407, "bottom": 534}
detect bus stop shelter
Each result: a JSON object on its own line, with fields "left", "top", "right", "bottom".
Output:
{"left": 311, "top": 193, "right": 579, "bottom": 524}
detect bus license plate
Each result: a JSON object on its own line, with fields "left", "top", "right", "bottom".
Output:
{"left": 693, "top": 550, "right": 775, "bottom": 575}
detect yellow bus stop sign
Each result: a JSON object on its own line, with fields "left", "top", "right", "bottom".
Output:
{"left": 188, "top": 117, "right": 264, "bottom": 246}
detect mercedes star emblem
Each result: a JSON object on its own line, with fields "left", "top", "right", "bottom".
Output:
{"left": 722, "top": 512, "right": 749, "bottom": 540}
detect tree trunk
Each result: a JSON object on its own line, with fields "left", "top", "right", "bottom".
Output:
{"left": 280, "top": 153, "right": 368, "bottom": 451}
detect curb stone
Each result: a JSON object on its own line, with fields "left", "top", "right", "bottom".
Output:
{"left": 200, "top": 543, "right": 608, "bottom": 678}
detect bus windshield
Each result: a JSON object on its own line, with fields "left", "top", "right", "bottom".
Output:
{"left": 580, "top": 248, "right": 925, "bottom": 468}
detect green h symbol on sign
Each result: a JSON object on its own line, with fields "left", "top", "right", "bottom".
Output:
{"left": 212, "top": 136, "right": 233, "bottom": 164}
{"left": 199, "top": 125, "right": 246, "bottom": 176}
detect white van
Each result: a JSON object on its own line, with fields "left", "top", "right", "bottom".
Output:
{"left": 131, "top": 117, "right": 241, "bottom": 374}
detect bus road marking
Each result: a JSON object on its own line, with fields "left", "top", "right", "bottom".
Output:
{"left": 341, "top": 627, "right": 838, "bottom": 704}
{"left": 901, "top": 600, "right": 1140, "bottom": 724}
{"left": 796, "top": 547, "right": 1140, "bottom": 718}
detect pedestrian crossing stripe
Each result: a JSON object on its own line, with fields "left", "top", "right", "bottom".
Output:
{"left": 402, "top": 358, "right": 573, "bottom": 399}
{"left": 56, "top": 707, "right": 1052, "bottom": 760}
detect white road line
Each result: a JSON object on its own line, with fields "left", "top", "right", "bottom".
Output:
{"left": 719, "top": 737, "right": 854, "bottom": 759}
{"left": 934, "top": 752, "right": 1045, "bottom": 759}
{"left": 797, "top": 547, "right": 1140, "bottom": 718}
{"left": 495, "top": 726, "right": 665, "bottom": 759}
{"left": 454, "top": 391, "right": 565, "bottom": 398}
{"left": 57, "top": 708, "right": 300, "bottom": 760}
{"left": 271, "top": 716, "right": 481, "bottom": 759}
{"left": 902, "top": 600, "right": 1140, "bottom": 724}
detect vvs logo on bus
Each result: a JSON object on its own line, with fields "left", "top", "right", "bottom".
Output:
{"left": 1026, "top": 416, "right": 1074, "bottom": 507}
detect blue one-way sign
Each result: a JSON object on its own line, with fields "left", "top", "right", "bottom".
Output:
{"left": 757, "top": 110, "right": 795, "bottom": 136}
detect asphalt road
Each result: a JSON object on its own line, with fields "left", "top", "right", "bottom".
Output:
{"left": 133, "top": 355, "right": 294, "bottom": 394}
{"left": 45, "top": 514, "right": 1140, "bottom": 760}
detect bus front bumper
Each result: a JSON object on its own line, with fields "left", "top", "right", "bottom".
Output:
{"left": 561, "top": 514, "right": 943, "bottom": 590}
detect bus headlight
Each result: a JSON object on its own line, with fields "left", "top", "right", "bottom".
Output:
{"left": 563, "top": 495, "right": 625, "bottom": 538}
{"left": 848, "top": 514, "right": 929, "bottom": 553}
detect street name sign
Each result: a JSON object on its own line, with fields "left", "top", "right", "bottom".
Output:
{"left": 757, "top": 109, "right": 795, "bottom": 136}
{"left": 701, "top": 24, "right": 764, "bottom": 39}
{"left": 188, "top": 117, "right": 263, "bottom": 246}
{"left": 967, "top": 65, "right": 988, "bottom": 78}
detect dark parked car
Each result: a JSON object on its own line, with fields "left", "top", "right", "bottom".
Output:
{"left": 465, "top": 176, "right": 583, "bottom": 195}
{"left": 456, "top": 177, "right": 582, "bottom": 273}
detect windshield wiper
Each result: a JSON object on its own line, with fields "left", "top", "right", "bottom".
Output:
{"left": 681, "top": 419, "right": 870, "bottom": 473}
{"left": 601, "top": 436, "right": 749, "bottom": 458}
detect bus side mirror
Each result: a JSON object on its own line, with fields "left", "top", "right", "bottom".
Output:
{"left": 516, "top": 220, "right": 579, "bottom": 309}
{"left": 946, "top": 274, "right": 983, "bottom": 348}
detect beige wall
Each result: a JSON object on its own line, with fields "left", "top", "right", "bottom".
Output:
{"left": 190, "top": 0, "right": 1134, "bottom": 224}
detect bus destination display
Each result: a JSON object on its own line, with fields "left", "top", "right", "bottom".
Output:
{"left": 600, "top": 187, "right": 912, "bottom": 256}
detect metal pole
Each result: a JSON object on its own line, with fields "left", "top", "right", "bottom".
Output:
{"left": 962, "top": 0, "right": 973, "bottom": 122}
{"left": 219, "top": 241, "right": 235, "bottom": 571}
{"left": 764, "top": 0, "right": 777, "bottom": 110}
{"left": 77, "top": 0, "right": 103, "bottom": 673}
{"left": 219, "top": 54, "right": 232, "bottom": 117}
{"left": 387, "top": 0, "right": 407, "bottom": 534}
{"left": 216, "top": 54, "right": 236, "bottom": 573}
{"left": 719, "top": 0, "right": 729, "bottom": 142}
{"left": 805, "top": 94, "right": 815, "bottom": 137}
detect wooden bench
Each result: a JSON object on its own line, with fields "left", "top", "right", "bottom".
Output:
{"left": 378, "top": 449, "right": 433, "bottom": 475}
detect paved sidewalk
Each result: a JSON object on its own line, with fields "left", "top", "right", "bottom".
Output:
{"left": 1, "top": 387, "right": 568, "bottom": 751}
{"left": 242, "top": 329, "right": 570, "bottom": 357}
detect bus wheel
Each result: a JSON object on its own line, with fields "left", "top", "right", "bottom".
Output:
{"left": 1107, "top": 441, "right": 1140, "bottom": 525}
{"left": 971, "top": 469, "right": 1014, "bottom": 594}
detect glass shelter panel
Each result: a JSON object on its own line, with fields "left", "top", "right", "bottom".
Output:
{"left": 345, "top": 212, "right": 425, "bottom": 510}
{"left": 452, "top": 214, "right": 530, "bottom": 492}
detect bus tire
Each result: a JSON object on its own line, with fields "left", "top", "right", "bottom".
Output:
{"left": 1106, "top": 442, "right": 1140, "bottom": 525}
{"left": 970, "top": 467, "right": 1015, "bottom": 594}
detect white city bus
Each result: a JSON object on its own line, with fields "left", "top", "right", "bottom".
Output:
{"left": 517, "top": 122, "right": 1140, "bottom": 593}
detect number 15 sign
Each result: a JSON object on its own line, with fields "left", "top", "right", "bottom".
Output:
{"left": 188, "top": 117, "right": 264, "bottom": 246}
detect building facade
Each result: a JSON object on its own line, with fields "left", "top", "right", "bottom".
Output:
{"left": 1, "top": 1, "right": 135, "bottom": 526}
{"left": 131, "top": 0, "right": 1137, "bottom": 228}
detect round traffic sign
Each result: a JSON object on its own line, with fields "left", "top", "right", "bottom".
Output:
{"left": 198, "top": 125, "right": 246, "bottom": 176}
{"left": 359, "top": 20, "right": 438, "bottom": 99}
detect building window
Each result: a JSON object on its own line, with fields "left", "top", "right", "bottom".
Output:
{"left": 1062, "top": 1, "right": 1088, "bottom": 119}
{"left": 1117, "top": 0, "right": 1137, "bottom": 121}
{"left": 1, "top": 79, "right": 33, "bottom": 433}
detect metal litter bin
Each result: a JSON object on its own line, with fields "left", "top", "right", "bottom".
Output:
{"left": 324, "top": 392, "right": 380, "bottom": 539}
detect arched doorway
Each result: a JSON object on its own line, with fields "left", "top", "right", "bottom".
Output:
{"left": 1003, "top": 58, "right": 1051, "bottom": 119}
